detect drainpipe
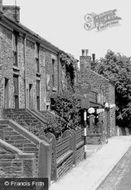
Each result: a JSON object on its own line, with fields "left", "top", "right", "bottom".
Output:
{"left": 57, "top": 52, "right": 60, "bottom": 92}
{"left": 23, "top": 34, "right": 26, "bottom": 108}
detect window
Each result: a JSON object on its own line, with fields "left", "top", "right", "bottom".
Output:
{"left": 4, "top": 78, "right": 9, "bottom": 108}
{"left": 29, "top": 84, "right": 33, "bottom": 109}
{"left": 52, "top": 59, "right": 55, "bottom": 87}
{"left": 13, "top": 75, "right": 19, "bottom": 109}
{"left": 46, "top": 104, "right": 50, "bottom": 111}
{"left": 12, "top": 32, "right": 18, "bottom": 66}
{"left": 36, "top": 80, "right": 40, "bottom": 110}
{"left": 35, "top": 43, "right": 40, "bottom": 73}
{"left": 89, "top": 91, "right": 97, "bottom": 103}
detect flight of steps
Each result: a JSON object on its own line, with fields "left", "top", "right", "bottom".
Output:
{"left": 3, "top": 109, "right": 48, "bottom": 137}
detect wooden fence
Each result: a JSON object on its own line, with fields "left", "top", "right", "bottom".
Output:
{"left": 46, "top": 128, "right": 84, "bottom": 181}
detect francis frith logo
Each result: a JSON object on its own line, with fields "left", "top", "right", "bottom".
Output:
{"left": 84, "top": 9, "right": 122, "bottom": 31}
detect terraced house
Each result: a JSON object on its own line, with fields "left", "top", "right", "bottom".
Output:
{"left": 0, "top": 0, "right": 116, "bottom": 186}
{"left": 76, "top": 50, "right": 116, "bottom": 143}
{"left": 0, "top": 4, "right": 67, "bottom": 113}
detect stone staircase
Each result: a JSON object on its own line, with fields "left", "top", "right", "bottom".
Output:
{"left": 3, "top": 109, "right": 48, "bottom": 137}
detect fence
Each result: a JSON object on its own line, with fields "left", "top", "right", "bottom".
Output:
{"left": 46, "top": 128, "right": 84, "bottom": 181}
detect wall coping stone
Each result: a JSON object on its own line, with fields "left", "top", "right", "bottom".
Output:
{"left": 0, "top": 119, "right": 50, "bottom": 145}
{"left": 0, "top": 138, "right": 34, "bottom": 159}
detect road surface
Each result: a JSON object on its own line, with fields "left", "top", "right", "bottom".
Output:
{"left": 97, "top": 146, "right": 131, "bottom": 190}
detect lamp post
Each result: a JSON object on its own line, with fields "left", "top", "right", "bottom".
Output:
{"left": 104, "top": 102, "right": 110, "bottom": 142}
{"left": 81, "top": 94, "right": 90, "bottom": 159}
{"left": 83, "top": 109, "right": 87, "bottom": 159}
{"left": 75, "top": 82, "right": 91, "bottom": 159}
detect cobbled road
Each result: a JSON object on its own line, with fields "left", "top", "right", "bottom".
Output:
{"left": 97, "top": 146, "right": 131, "bottom": 190}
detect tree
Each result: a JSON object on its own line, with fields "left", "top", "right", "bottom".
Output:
{"left": 50, "top": 90, "right": 82, "bottom": 131}
{"left": 93, "top": 50, "right": 131, "bottom": 128}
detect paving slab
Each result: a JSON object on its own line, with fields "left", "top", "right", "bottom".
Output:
{"left": 49, "top": 136, "right": 131, "bottom": 190}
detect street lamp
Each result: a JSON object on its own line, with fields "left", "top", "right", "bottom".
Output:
{"left": 88, "top": 107, "right": 95, "bottom": 114}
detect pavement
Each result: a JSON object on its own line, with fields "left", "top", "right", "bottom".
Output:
{"left": 49, "top": 136, "right": 131, "bottom": 190}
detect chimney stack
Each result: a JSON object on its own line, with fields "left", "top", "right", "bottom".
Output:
{"left": 0, "top": 0, "right": 3, "bottom": 12}
{"left": 80, "top": 49, "right": 91, "bottom": 72}
{"left": 3, "top": 5, "right": 20, "bottom": 22}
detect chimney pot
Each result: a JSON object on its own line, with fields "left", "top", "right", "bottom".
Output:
{"left": 92, "top": 53, "right": 95, "bottom": 62}
{"left": 86, "top": 49, "right": 88, "bottom": 56}
{"left": 82, "top": 49, "right": 85, "bottom": 56}
{"left": 80, "top": 49, "right": 91, "bottom": 72}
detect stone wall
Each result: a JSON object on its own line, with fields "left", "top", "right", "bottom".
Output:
{"left": 0, "top": 25, "right": 14, "bottom": 109}
{"left": 0, "top": 120, "right": 39, "bottom": 176}
{"left": 0, "top": 119, "right": 51, "bottom": 180}
{"left": 0, "top": 139, "right": 35, "bottom": 178}
{"left": 0, "top": 21, "right": 60, "bottom": 112}
{"left": 108, "top": 83, "right": 116, "bottom": 136}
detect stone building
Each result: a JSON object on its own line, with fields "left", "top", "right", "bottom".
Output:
{"left": 0, "top": 0, "right": 116, "bottom": 135}
{"left": 75, "top": 49, "right": 116, "bottom": 141}
{"left": 0, "top": 1, "right": 116, "bottom": 136}
{"left": 0, "top": 1, "right": 71, "bottom": 116}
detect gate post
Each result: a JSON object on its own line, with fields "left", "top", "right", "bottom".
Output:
{"left": 38, "top": 141, "right": 52, "bottom": 187}
{"left": 46, "top": 133, "right": 57, "bottom": 182}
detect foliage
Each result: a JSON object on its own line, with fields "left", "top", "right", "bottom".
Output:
{"left": 59, "top": 51, "right": 77, "bottom": 88}
{"left": 50, "top": 90, "right": 82, "bottom": 133}
{"left": 93, "top": 50, "right": 131, "bottom": 128}
{"left": 43, "top": 111, "right": 67, "bottom": 139}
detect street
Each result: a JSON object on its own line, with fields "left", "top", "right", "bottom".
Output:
{"left": 97, "top": 146, "right": 131, "bottom": 190}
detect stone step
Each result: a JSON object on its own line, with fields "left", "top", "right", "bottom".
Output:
{"left": 3, "top": 109, "right": 47, "bottom": 136}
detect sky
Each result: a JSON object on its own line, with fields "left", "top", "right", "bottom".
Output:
{"left": 3, "top": 0, "right": 131, "bottom": 60}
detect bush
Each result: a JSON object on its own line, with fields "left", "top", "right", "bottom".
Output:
{"left": 50, "top": 90, "right": 82, "bottom": 135}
